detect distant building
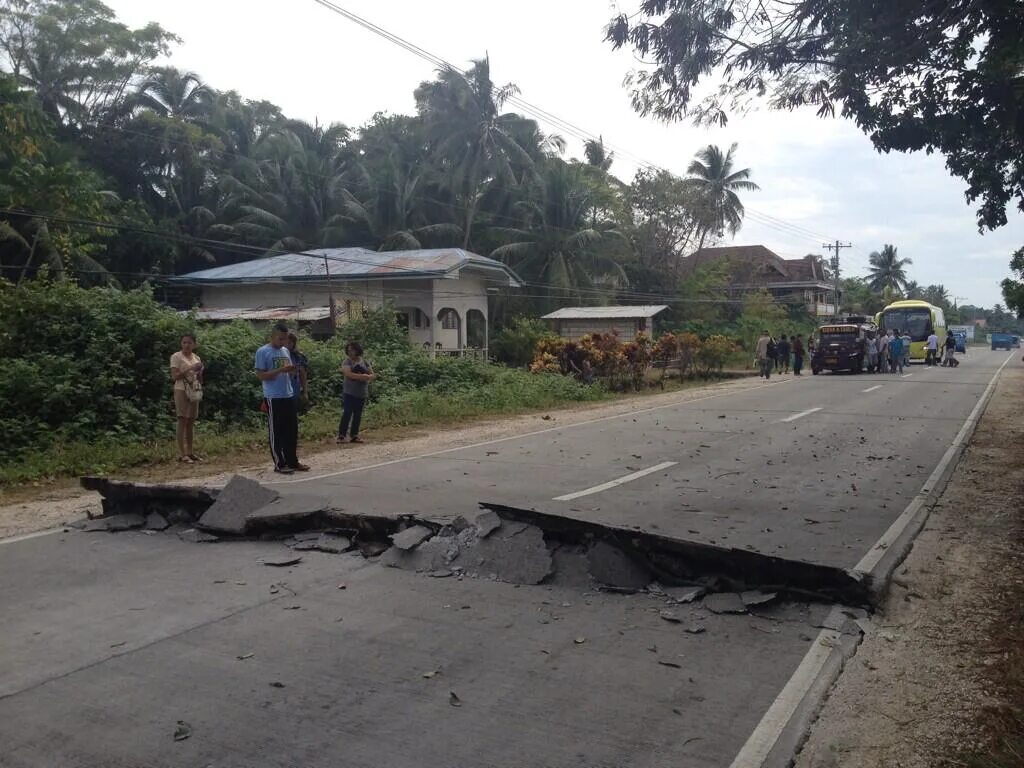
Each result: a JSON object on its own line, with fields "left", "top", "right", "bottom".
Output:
{"left": 166, "top": 248, "right": 522, "bottom": 355}
{"left": 541, "top": 305, "right": 669, "bottom": 341}
{"left": 682, "top": 245, "right": 837, "bottom": 316}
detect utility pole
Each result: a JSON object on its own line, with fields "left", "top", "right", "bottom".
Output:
{"left": 822, "top": 240, "right": 851, "bottom": 319}
{"left": 323, "top": 252, "right": 337, "bottom": 337}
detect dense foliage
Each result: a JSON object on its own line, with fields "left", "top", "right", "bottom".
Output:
{"left": 606, "top": 0, "right": 1024, "bottom": 231}
{"left": 0, "top": 0, "right": 763, "bottom": 316}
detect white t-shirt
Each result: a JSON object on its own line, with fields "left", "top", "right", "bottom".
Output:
{"left": 926, "top": 334, "right": 939, "bottom": 350}
{"left": 170, "top": 351, "right": 201, "bottom": 392}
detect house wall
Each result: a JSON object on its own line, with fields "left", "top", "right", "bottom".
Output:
{"left": 555, "top": 318, "right": 642, "bottom": 341}
{"left": 200, "top": 281, "right": 385, "bottom": 319}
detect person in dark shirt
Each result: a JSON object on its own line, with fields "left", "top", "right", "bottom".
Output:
{"left": 775, "top": 334, "right": 791, "bottom": 374}
{"left": 791, "top": 335, "right": 805, "bottom": 375}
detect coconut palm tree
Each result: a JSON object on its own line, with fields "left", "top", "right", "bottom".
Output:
{"left": 584, "top": 137, "right": 614, "bottom": 171}
{"left": 903, "top": 280, "right": 922, "bottom": 299}
{"left": 684, "top": 143, "right": 759, "bottom": 249}
{"left": 490, "top": 159, "right": 626, "bottom": 302}
{"left": 923, "top": 284, "right": 950, "bottom": 307}
{"left": 867, "top": 244, "right": 912, "bottom": 292}
{"left": 414, "top": 57, "right": 538, "bottom": 250}
{"left": 132, "top": 68, "right": 213, "bottom": 121}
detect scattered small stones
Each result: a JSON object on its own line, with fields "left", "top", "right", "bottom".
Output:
{"left": 663, "top": 586, "right": 706, "bottom": 604}
{"left": 684, "top": 625, "right": 707, "bottom": 635}
{"left": 659, "top": 610, "right": 682, "bottom": 623}
{"left": 574, "top": 637, "right": 586, "bottom": 644}
{"left": 269, "top": 681, "right": 285, "bottom": 688}
{"left": 236, "top": 653, "right": 254, "bottom": 660}
{"left": 658, "top": 660, "right": 683, "bottom": 668}
{"left": 83, "top": 513, "right": 146, "bottom": 532}
{"left": 448, "top": 691, "right": 462, "bottom": 707}
{"left": 173, "top": 721, "right": 192, "bottom": 741}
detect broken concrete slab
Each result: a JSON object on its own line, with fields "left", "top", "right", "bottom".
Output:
{"left": 245, "top": 494, "right": 330, "bottom": 532}
{"left": 382, "top": 522, "right": 552, "bottom": 585}
{"left": 178, "top": 528, "right": 219, "bottom": 544}
{"left": 80, "top": 476, "right": 218, "bottom": 521}
{"left": 663, "top": 586, "right": 706, "bottom": 604}
{"left": 197, "top": 476, "right": 279, "bottom": 535}
{"left": 480, "top": 502, "right": 872, "bottom": 607}
{"left": 473, "top": 510, "right": 502, "bottom": 538}
{"left": 314, "top": 533, "right": 352, "bottom": 554}
{"left": 82, "top": 514, "right": 146, "bottom": 532}
{"left": 391, "top": 525, "right": 433, "bottom": 551}
{"left": 740, "top": 590, "right": 778, "bottom": 608}
{"left": 703, "top": 593, "right": 747, "bottom": 615}
{"left": 586, "top": 541, "right": 651, "bottom": 591}
{"left": 144, "top": 512, "right": 170, "bottom": 531}
{"left": 262, "top": 555, "right": 302, "bottom": 567}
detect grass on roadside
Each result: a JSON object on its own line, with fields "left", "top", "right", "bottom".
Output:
{"left": 2, "top": 370, "right": 740, "bottom": 489}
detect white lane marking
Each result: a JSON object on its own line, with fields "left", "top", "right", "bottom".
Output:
{"left": 0, "top": 527, "right": 64, "bottom": 546}
{"left": 854, "top": 350, "right": 1016, "bottom": 575}
{"left": 901, "top": 373, "right": 913, "bottom": 378}
{"left": 271, "top": 378, "right": 794, "bottom": 485}
{"left": 552, "top": 462, "right": 677, "bottom": 502}
{"left": 728, "top": 607, "right": 846, "bottom": 768}
{"left": 861, "top": 385, "right": 882, "bottom": 393}
{"left": 779, "top": 407, "right": 822, "bottom": 423}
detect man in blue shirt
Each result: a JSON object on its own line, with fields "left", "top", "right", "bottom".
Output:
{"left": 255, "top": 323, "right": 309, "bottom": 474}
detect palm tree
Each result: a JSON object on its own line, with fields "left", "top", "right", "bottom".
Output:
{"left": 133, "top": 68, "right": 213, "bottom": 121}
{"left": 903, "top": 280, "right": 922, "bottom": 299}
{"left": 414, "top": 57, "right": 538, "bottom": 250}
{"left": 490, "top": 160, "right": 626, "bottom": 301}
{"left": 584, "top": 137, "right": 614, "bottom": 171}
{"left": 684, "top": 143, "right": 759, "bottom": 249}
{"left": 923, "top": 284, "right": 950, "bottom": 307}
{"left": 867, "top": 244, "right": 912, "bottom": 292}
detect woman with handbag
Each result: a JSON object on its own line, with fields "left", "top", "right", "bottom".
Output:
{"left": 169, "top": 333, "right": 204, "bottom": 463}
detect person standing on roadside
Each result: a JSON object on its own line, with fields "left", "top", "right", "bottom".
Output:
{"left": 255, "top": 323, "right": 309, "bottom": 475}
{"left": 776, "top": 333, "right": 791, "bottom": 374}
{"left": 792, "top": 334, "right": 805, "bottom": 375}
{"left": 888, "top": 330, "right": 904, "bottom": 374}
{"left": 338, "top": 341, "right": 376, "bottom": 443}
{"left": 864, "top": 332, "right": 878, "bottom": 373}
{"left": 755, "top": 330, "right": 773, "bottom": 379}
{"left": 944, "top": 329, "right": 959, "bottom": 367}
{"left": 926, "top": 329, "right": 940, "bottom": 366}
{"left": 901, "top": 329, "right": 913, "bottom": 368}
{"left": 286, "top": 333, "right": 309, "bottom": 412}
{"left": 169, "top": 333, "right": 204, "bottom": 464}
{"left": 876, "top": 331, "right": 889, "bottom": 374}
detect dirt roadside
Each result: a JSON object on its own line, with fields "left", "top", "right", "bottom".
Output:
{"left": 796, "top": 364, "right": 1024, "bottom": 768}
{"left": 0, "top": 374, "right": 768, "bottom": 539}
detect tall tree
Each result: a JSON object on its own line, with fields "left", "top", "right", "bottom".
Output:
{"left": 684, "top": 143, "right": 758, "bottom": 249}
{"left": 1002, "top": 246, "right": 1024, "bottom": 318}
{"left": 583, "top": 137, "right": 614, "bottom": 172}
{"left": 867, "top": 244, "right": 912, "bottom": 293}
{"left": 132, "top": 67, "right": 212, "bottom": 121}
{"left": 605, "top": 0, "right": 1024, "bottom": 230}
{"left": 490, "top": 159, "right": 626, "bottom": 302}
{"left": 903, "top": 280, "right": 922, "bottom": 300}
{"left": 414, "top": 57, "right": 537, "bottom": 250}
{"left": 0, "top": 0, "right": 177, "bottom": 126}
{"left": 923, "top": 284, "right": 951, "bottom": 308}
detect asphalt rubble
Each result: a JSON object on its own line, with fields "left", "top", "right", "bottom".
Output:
{"left": 75, "top": 475, "right": 873, "bottom": 620}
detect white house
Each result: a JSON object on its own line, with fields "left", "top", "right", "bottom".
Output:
{"left": 168, "top": 248, "right": 523, "bottom": 355}
{"left": 541, "top": 305, "right": 669, "bottom": 341}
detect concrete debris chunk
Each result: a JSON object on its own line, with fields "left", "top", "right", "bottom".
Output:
{"left": 586, "top": 541, "right": 651, "bottom": 591}
{"left": 473, "top": 509, "right": 502, "bottom": 538}
{"left": 740, "top": 590, "right": 778, "bottom": 607}
{"left": 391, "top": 525, "right": 433, "bottom": 550}
{"left": 262, "top": 555, "right": 302, "bottom": 567}
{"left": 359, "top": 541, "right": 389, "bottom": 558}
{"left": 245, "top": 494, "right": 329, "bottom": 531}
{"left": 664, "top": 586, "right": 706, "bottom": 604}
{"left": 82, "top": 513, "right": 146, "bottom": 532}
{"left": 314, "top": 533, "right": 352, "bottom": 554}
{"left": 179, "top": 528, "right": 219, "bottom": 543}
{"left": 703, "top": 593, "right": 748, "bottom": 615}
{"left": 197, "top": 476, "right": 279, "bottom": 534}
{"left": 382, "top": 522, "right": 551, "bottom": 585}
{"left": 144, "top": 512, "right": 170, "bottom": 531}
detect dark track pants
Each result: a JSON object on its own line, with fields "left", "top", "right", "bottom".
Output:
{"left": 267, "top": 397, "right": 299, "bottom": 470}
{"left": 338, "top": 394, "right": 366, "bottom": 439}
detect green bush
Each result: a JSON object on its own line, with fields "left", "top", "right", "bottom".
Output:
{"left": 490, "top": 316, "right": 556, "bottom": 368}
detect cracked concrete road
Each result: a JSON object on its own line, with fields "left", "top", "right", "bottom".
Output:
{"left": 0, "top": 350, "right": 1015, "bottom": 767}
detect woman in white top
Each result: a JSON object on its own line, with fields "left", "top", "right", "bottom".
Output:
{"left": 169, "top": 333, "right": 204, "bottom": 463}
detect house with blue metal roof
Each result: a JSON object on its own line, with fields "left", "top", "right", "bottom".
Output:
{"left": 168, "top": 248, "right": 523, "bottom": 354}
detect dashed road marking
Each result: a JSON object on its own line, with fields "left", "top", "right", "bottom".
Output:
{"left": 779, "top": 407, "right": 822, "bottom": 423}
{"left": 553, "top": 461, "right": 678, "bottom": 502}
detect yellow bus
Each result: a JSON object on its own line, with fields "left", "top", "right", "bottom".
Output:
{"left": 875, "top": 300, "right": 947, "bottom": 362}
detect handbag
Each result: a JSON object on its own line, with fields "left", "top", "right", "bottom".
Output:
{"left": 184, "top": 378, "right": 204, "bottom": 403}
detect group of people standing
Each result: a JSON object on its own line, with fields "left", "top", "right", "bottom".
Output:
{"left": 755, "top": 331, "right": 807, "bottom": 379}
{"left": 169, "top": 323, "right": 377, "bottom": 473}
{"left": 863, "top": 329, "right": 911, "bottom": 374}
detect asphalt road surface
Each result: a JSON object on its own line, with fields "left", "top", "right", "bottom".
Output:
{"left": 0, "top": 349, "right": 1014, "bottom": 768}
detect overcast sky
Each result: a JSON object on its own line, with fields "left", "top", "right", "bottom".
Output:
{"left": 107, "top": 0, "right": 1023, "bottom": 307}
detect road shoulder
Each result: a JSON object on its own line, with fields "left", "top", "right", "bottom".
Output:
{"left": 795, "top": 363, "right": 1024, "bottom": 768}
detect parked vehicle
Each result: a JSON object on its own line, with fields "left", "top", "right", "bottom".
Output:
{"left": 991, "top": 332, "right": 1016, "bottom": 350}
{"left": 811, "top": 317, "right": 878, "bottom": 375}
{"left": 875, "top": 300, "right": 947, "bottom": 362}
